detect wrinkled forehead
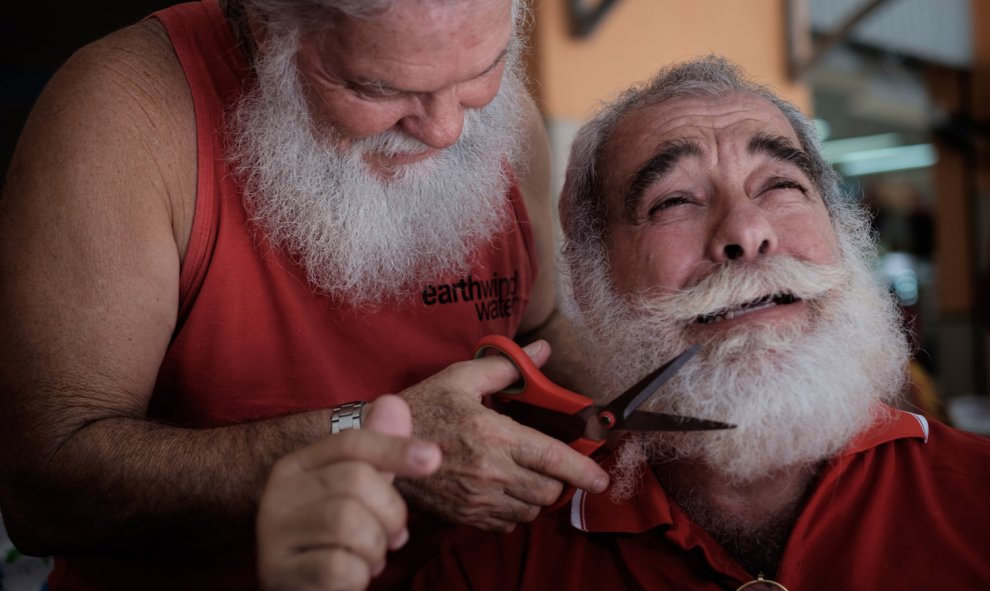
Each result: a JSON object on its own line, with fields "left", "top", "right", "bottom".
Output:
{"left": 326, "top": 0, "right": 513, "bottom": 35}
{"left": 599, "top": 92, "right": 800, "bottom": 201}
{"left": 313, "top": 0, "right": 514, "bottom": 76}
{"left": 274, "top": 0, "right": 515, "bottom": 105}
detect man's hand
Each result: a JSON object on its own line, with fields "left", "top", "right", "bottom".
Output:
{"left": 257, "top": 395, "right": 441, "bottom": 591}
{"left": 397, "top": 340, "right": 609, "bottom": 532}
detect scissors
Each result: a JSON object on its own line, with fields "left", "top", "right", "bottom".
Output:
{"left": 473, "top": 334, "right": 734, "bottom": 456}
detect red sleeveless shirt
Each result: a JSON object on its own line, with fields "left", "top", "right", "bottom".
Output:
{"left": 49, "top": 1, "right": 536, "bottom": 588}
{"left": 151, "top": 1, "right": 535, "bottom": 426}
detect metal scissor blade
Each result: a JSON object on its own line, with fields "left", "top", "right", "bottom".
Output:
{"left": 603, "top": 344, "right": 703, "bottom": 422}
{"left": 621, "top": 410, "right": 735, "bottom": 432}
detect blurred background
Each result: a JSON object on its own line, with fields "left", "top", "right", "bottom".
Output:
{"left": 2, "top": 3, "right": 989, "bottom": 424}
{"left": 521, "top": 0, "right": 990, "bottom": 434}
{"left": 2, "top": 0, "right": 988, "bottom": 433}
{"left": 2, "top": 0, "right": 989, "bottom": 587}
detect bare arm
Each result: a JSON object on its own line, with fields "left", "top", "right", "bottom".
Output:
{"left": 0, "top": 23, "right": 334, "bottom": 556}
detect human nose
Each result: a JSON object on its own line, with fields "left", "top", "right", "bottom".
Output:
{"left": 400, "top": 89, "right": 465, "bottom": 150}
{"left": 708, "top": 193, "right": 778, "bottom": 263}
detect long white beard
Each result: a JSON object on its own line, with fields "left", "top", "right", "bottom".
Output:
{"left": 228, "top": 30, "right": 527, "bottom": 308}
{"left": 562, "top": 234, "right": 909, "bottom": 498}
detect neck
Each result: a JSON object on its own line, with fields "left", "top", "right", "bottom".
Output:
{"left": 652, "top": 460, "right": 820, "bottom": 578}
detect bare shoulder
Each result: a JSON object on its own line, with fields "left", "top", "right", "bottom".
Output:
{"left": 57, "top": 18, "right": 194, "bottom": 147}
{"left": 9, "top": 18, "right": 197, "bottom": 254}
{"left": 0, "top": 18, "right": 196, "bottom": 421}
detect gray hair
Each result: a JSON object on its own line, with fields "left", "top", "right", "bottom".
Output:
{"left": 559, "top": 55, "right": 864, "bottom": 263}
{"left": 242, "top": 0, "right": 527, "bottom": 35}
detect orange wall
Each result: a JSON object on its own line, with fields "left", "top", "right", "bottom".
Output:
{"left": 531, "top": 0, "right": 810, "bottom": 120}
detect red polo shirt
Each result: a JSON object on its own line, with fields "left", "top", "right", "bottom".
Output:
{"left": 414, "top": 408, "right": 990, "bottom": 589}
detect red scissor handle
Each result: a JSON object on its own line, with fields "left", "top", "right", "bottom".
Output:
{"left": 473, "top": 335, "right": 592, "bottom": 415}
{"left": 570, "top": 437, "right": 605, "bottom": 456}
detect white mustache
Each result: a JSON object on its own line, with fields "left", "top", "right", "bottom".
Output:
{"left": 352, "top": 109, "right": 481, "bottom": 158}
{"left": 636, "top": 256, "right": 850, "bottom": 324}
{"left": 354, "top": 129, "right": 429, "bottom": 157}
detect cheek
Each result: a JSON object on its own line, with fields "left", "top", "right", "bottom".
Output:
{"left": 460, "top": 69, "right": 505, "bottom": 110}
{"left": 775, "top": 209, "right": 842, "bottom": 265}
{"left": 608, "top": 231, "right": 698, "bottom": 295}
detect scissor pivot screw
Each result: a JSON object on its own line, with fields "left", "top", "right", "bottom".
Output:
{"left": 598, "top": 411, "right": 616, "bottom": 429}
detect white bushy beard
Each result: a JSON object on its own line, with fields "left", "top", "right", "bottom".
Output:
{"left": 561, "top": 217, "right": 909, "bottom": 499}
{"left": 229, "top": 30, "right": 527, "bottom": 307}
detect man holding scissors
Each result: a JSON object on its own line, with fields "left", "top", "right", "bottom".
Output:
{"left": 259, "top": 55, "right": 990, "bottom": 590}
{"left": 0, "top": 0, "right": 608, "bottom": 589}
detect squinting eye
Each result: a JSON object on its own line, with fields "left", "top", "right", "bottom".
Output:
{"left": 648, "top": 195, "right": 690, "bottom": 216}
{"left": 767, "top": 179, "right": 808, "bottom": 194}
{"left": 351, "top": 85, "right": 402, "bottom": 101}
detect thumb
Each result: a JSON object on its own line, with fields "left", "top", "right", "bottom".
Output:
{"left": 364, "top": 394, "right": 413, "bottom": 438}
{"left": 521, "top": 339, "right": 552, "bottom": 368}
{"left": 364, "top": 395, "right": 441, "bottom": 484}
{"left": 470, "top": 339, "right": 554, "bottom": 399}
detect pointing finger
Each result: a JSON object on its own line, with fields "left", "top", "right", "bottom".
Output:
{"left": 280, "top": 430, "right": 441, "bottom": 479}
{"left": 511, "top": 425, "right": 609, "bottom": 494}
{"left": 450, "top": 339, "right": 552, "bottom": 398}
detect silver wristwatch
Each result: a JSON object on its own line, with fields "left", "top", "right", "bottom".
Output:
{"left": 330, "top": 401, "right": 366, "bottom": 434}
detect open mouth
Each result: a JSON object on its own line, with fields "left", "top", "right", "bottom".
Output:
{"left": 695, "top": 293, "right": 799, "bottom": 325}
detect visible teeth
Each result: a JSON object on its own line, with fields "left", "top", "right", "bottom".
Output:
{"left": 696, "top": 293, "right": 798, "bottom": 325}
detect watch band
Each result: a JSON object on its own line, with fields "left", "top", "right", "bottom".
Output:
{"left": 330, "top": 401, "right": 366, "bottom": 434}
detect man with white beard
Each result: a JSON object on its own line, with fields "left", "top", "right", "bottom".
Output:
{"left": 407, "top": 56, "right": 990, "bottom": 589}
{"left": 0, "top": 0, "right": 608, "bottom": 589}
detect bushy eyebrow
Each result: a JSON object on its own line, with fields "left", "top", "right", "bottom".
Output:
{"left": 622, "top": 138, "right": 702, "bottom": 216}
{"left": 748, "top": 132, "right": 813, "bottom": 175}
{"left": 352, "top": 48, "right": 510, "bottom": 96}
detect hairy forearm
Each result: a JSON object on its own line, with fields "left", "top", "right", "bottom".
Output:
{"left": 1, "top": 409, "right": 330, "bottom": 556}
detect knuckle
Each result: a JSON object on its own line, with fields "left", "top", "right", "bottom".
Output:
{"left": 341, "top": 462, "right": 381, "bottom": 492}
{"left": 324, "top": 461, "right": 395, "bottom": 503}
{"left": 381, "top": 486, "right": 408, "bottom": 522}
{"left": 533, "top": 441, "right": 565, "bottom": 470}
{"left": 470, "top": 458, "right": 500, "bottom": 484}
{"left": 452, "top": 487, "right": 485, "bottom": 515}
{"left": 459, "top": 460, "right": 509, "bottom": 498}
{"left": 534, "top": 480, "right": 564, "bottom": 506}
{"left": 316, "top": 498, "right": 354, "bottom": 532}
{"left": 450, "top": 488, "right": 495, "bottom": 520}
{"left": 322, "top": 502, "right": 387, "bottom": 558}
{"left": 323, "top": 551, "right": 372, "bottom": 591}
{"left": 368, "top": 488, "right": 408, "bottom": 535}
{"left": 481, "top": 519, "right": 516, "bottom": 533}
{"left": 318, "top": 499, "right": 365, "bottom": 536}
{"left": 444, "top": 359, "right": 471, "bottom": 376}
{"left": 453, "top": 504, "right": 477, "bottom": 521}
{"left": 521, "top": 504, "right": 541, "bottom": 523}
{"left": 439, "top": 360, "right": 475, "bottom": 388}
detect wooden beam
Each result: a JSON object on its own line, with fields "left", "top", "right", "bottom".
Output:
{"left": 788, "top": 0, "right": 894, "bottom": 79}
